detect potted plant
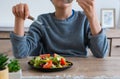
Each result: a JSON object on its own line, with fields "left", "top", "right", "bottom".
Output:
{"left": 8, "top": 59, "right": 22, "bottom": 79}
{"left": 0, "top": 54, "right": 9, "bottom": 79}
{"left": 0, "top": 53, "right": 22, "bottom": 79}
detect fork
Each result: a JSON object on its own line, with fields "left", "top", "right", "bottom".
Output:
{"left": 28, "top": 16, "right": 43, "bottom": 25}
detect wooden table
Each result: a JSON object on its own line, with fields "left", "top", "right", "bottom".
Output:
{"left": 18, "top": 57, "right": 120, "bottom": 78}
{"left": 0, "top": 31, "right": 10, "bottom": 40}
{"left": 106, "top": 29, "right": 120, "bottom": 56}
{"left": 1, "top": 29, "right": 120, "bottom": 57}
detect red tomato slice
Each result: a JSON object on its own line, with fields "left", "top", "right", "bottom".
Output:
{"left": 60, "top": 58, "right": 67, "bottom": 65}
{"left": 43, "top": 60, "right": 52, "bottom": 69}
{"left": 40, "top": 54, "right": 50, "bottom": 59}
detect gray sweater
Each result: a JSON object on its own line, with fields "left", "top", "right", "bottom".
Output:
{"left": 10, "top": 10, "right": 108, "bottom": 58}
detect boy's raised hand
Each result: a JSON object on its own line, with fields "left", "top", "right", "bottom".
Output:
{"left": 12, "top": 3, "right": 30, "bottom": 36}
{"left": 76, "top": 0, "right": 95, "bottom": 19}
{"left": 12, "top": 3, "right": 30, "bottom": 20}
{"left": 77, "top": 0, "right": 101, "bottom": 35}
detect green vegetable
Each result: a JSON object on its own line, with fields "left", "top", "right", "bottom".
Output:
{"left": 30, "top": 58, "right": 35, "bottom": 65}
{"left": 57, "top": 64, "right": 62, "bottom": 68}
{"left": 8, "top": 59, "right": 21, "bottom": 72}
{"left": 33, "top": 57, "right": 42, "bottom": 67}
{"left": 52, "top": 64, "right": 57, "bottom": 68}
{"left": 0, "top": 54, "right": 9, "bottom": 70}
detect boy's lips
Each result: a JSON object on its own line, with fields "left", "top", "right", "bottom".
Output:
{"left": 64, "top": 0, "right": 73, "bottom": 3}
{"left": 50, "top": 0, "right": 73, "bottom": 4}
{"left": 56, "top": 0, "right": 73, "bottom": 4}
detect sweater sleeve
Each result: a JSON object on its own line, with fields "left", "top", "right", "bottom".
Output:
{"left": 85, "top": 18, "right": 109, "bottom": 58}
{"left": 10, "top": 18, "right": 44, "bottom": 58}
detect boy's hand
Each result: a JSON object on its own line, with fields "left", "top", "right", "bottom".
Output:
{"left": 12, "top": 3, "right": 30, "bottom": 36}
{"left": 77, "top": 0, "right": 101, "bottom": 35}
{"left": 77, "top": 0, "right": 95, "bottom": 19}
{"left": 12, "top": 3, "right": 30, "bottom": 20}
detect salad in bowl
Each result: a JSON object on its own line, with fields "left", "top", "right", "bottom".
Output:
{"left": 28, "top": 53, "right": 73, "bottom": 72}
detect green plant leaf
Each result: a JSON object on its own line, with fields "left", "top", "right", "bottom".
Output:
{"left": 8, "top": 59, "right": 21, "bottom": 72}
{"left": 0, "top": 54, "right": 8, "bottom": 70}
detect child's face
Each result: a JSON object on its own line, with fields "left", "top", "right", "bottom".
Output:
{"left": 51, "top": 0, "right": 72, "bottom": 8}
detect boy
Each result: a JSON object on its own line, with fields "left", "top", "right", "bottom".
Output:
{"left": 10, "top": 0, "right": 108, "bottom": 58}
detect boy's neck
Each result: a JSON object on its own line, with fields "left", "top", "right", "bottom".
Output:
{"left": 55, "top": 7, "right": 72, "bottom": 20}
